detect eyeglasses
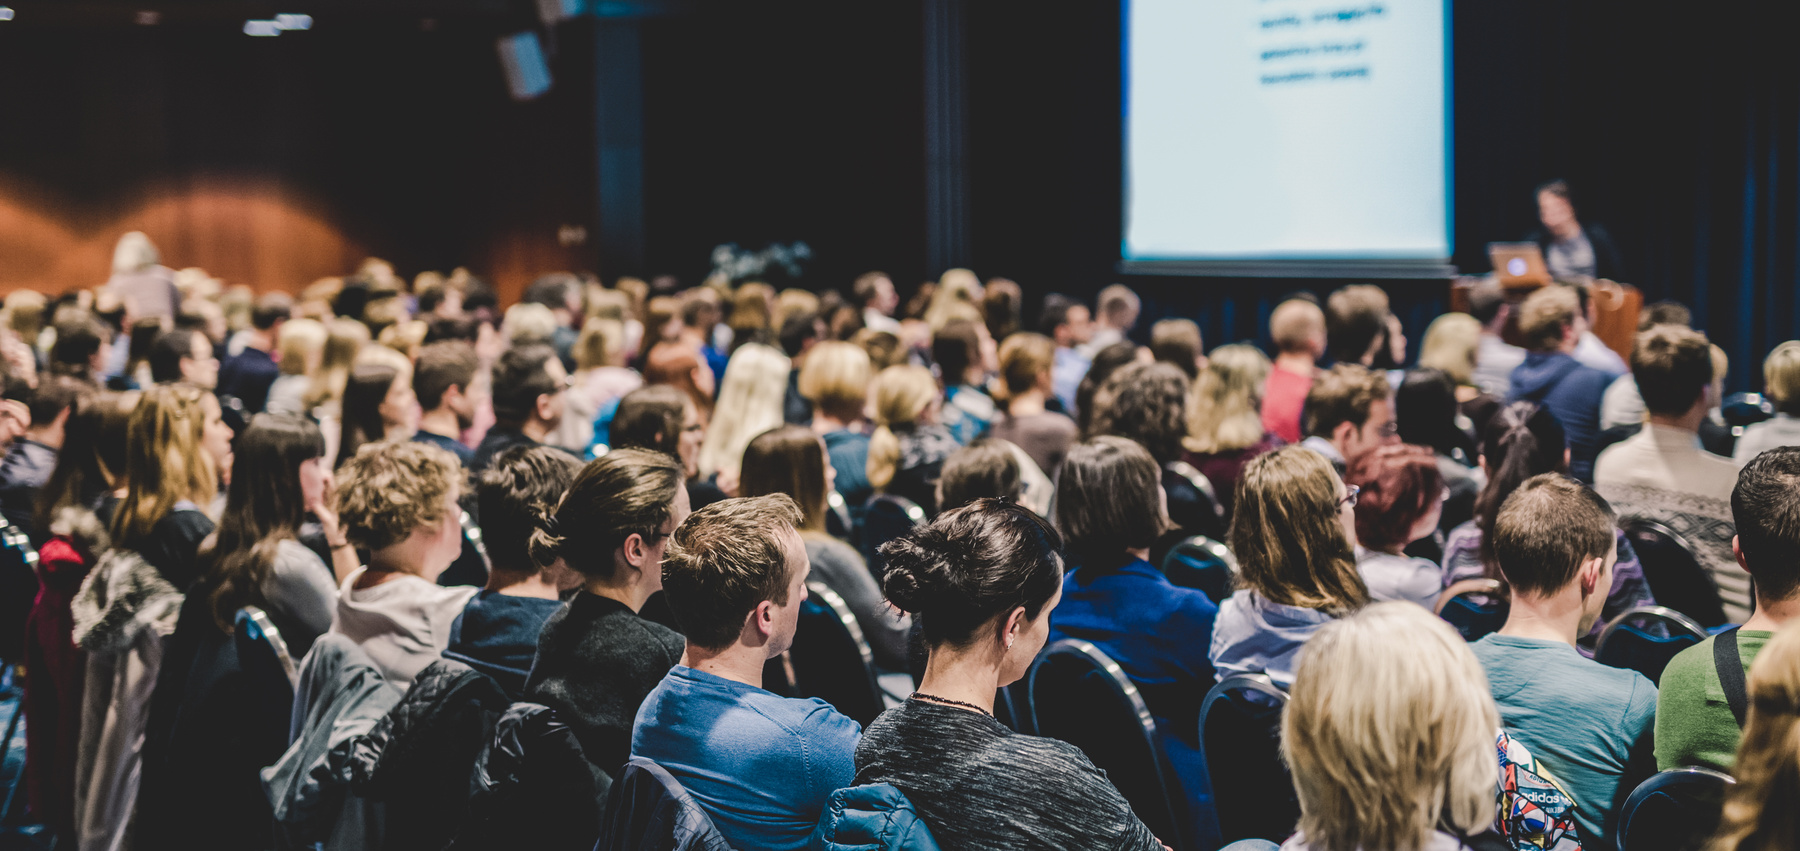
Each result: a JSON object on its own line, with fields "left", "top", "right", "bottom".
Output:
{"left": 1338, "top": 485, "right": 1361, "bottom": 508}
{"left": 1374, "top": 420, "right": 1400, "bottom": 438}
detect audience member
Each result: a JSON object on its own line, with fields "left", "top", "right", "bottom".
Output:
{"left": 1599, "top": 300, "right": 1697, "bottom": 430}
{"left": 473, "top": 342, "right": 567, "bottom": 471}
{"left": 935, "top": 437, "right": 1023, "bottom": 512}
{"left": 867, "top": 364, "right": 958, "bottom": 515}
{"left": 0, "top": 377, "right": 88, "bottom": 537}
{"left": 1263, "top": 298, "right": 1326, "bottom": 444}
{"left": 855, "top": 271, "right": 902, "bottom": 334}
{"left": 1324, "top": 284, "right": 1396, "bottom": 368}
{"left": 1093, "top": 361, "right": 1223, "bottom": 539}
{"left": 1038, "top": 294, "right": 1094, "bottom": 413}
{"left": 1470, "top": 474, "right": 1655, "bottom": 850}
{"left": 989, "top": 332, "right": 1078, "bottom": 478}
{"left": 612, "top": 384, "right": 720, "bottom": 508}
{"left": 643, "top": 339, "right": 715, "bottom": 424}
{"left": 264, "top": 318, "right": 326, "bottom": 417}
{"left": 145, "top": 327, "right": 219, "bottom": 390}
{"left": 1073, "top": 340, "right": 1141, "bottom": 436}
{"left": 526, "top": 448, "right": 691, "bottom": 782}
{"left": 410, "top": 340, "right": 481, "bottom": 468}
{"left": 1182, "top": 343, "right": 1282, "bottom": 520}
{"left": 1508, "top": 284, "right": 1614, "bottom": 481}
{"left": 1346, "top": 444, "right": 1445, "bottom": 609}
{"left": 1656, "top": 447, "right": 1800, "bottom": 771}
{"left": 1050, "top": 436, "right": 1218, "bottom": 845}
{"left": 559, "top": 317, "right": 642, "bottom": 452}
{"left": 1417, "top": 312, "right": 1485, "bottom": 400}
{"left": 632, "top": 495, "right": 860, "bottom": 851}
{"left": 1705, "top": 624, "right": 1800, "bottom": 851}
{"left": 981, "top": 277, "right": 1022, "bottom": 342}
{"left": 861, "top": 499, "right": 1166, "bottom": 850}
{"left": 798, "top": 340, "right": 875, "bottom": 512}
{"left": 441, "top": 445, "right": 583, "bottom": 698}
{"left": 740, "top": 425, "right": 910, "bottom": 670}
{"left": 1280, "top": 603, "right": 1503, "bottom": 851}
{"left": 1210, "top": 446, "right": 1366, "bottom": 688}
{"left": 1299, "top": 363, "right": 1397, "bottom": 475}
{"left": 334, "top": 359, "right": 416, "bottom": 469}
{"left": 217, "top": 292, "right": 291, "bottom": 415}
{"left": 1395, "top": 368, "right": 1483, "bottom": 533}
{"left": 695, "top": 342, "right": 790, "bottom": 492}
{"left": 103, "top": 232, "right": 180, "bottom": 321}
{"left": 931, "top": 318, "right": 998, "bottom": 444}
{"left": 1466, "top": 279, "right": 1527, "bottom": 398}
{"left": 1567, "top": 282, "right": 1630, "bottom": 377}
{"left": 1733, "top": 340, "right": 1800, "bottom": 462}
{"left": 329, "top": 439, "right": 478, "bottom": 687}
{"left": 1595, "top": 325, "right": 1748, "bottom": 619}
{"left": 49, "top": 313, "right": 111, "bottom": 386}
{"left": 1079, "top": 284, "right": 1140, "bottom": 359}
{"left": 1148, "top": 318, "right": 1204, "bottom": 380}
{"left": 106, "top": 383, "right": 226, "bottom": 589}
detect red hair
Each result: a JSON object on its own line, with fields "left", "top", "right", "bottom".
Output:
{"left": 1346, "top": 444, "right": 1443, "bottom": 551}
{"left": 643, "top": 341, "right": 712, "bottom": 422}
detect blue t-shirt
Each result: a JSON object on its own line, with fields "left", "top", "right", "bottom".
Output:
{"left": 1471, "top": 634, "right": 1657, "bottom": 851}
{"left": 631, "top": 665, "right": 861, "bottom": 851}
{"left": 413, "top": 429, "right": 476, "bottom": 468}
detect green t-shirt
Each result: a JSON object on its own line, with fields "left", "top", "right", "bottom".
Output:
{"left": 1653, "top": 630, "right": 1772, "bottom": 771}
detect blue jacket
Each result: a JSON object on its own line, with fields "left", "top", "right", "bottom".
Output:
{"left": 811, "top": 784, "right": 941, "bottom": 851}
{"left": 1508, "top": 351, "right": 1614, "bottom": 482}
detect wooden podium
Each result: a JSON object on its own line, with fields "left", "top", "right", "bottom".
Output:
{"left": 1449, "top": 277, "right": 1642, "bottom": 364}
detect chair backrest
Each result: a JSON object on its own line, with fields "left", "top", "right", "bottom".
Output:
{"left": 1719, "top": 391, "right": 1774, "bottom": 435}
{"left": 597, "top": 757, "right": 736, "bottom": 851}
{"left": 1622, "top": 519, "right": 1729, "bottom": 628}
{"left": 860, "top": 493, "right": 927, "bottom": 572}
{"left": 826, "top": 490, "right": 854, "bottom": 542}
{"left": 1595, "top": 606, "right": 1709, "bottom": 685}
{"left": 1200, "top": 674, "right": 1299, "bottom": 844}
{"left": 1160, "top": 535, "right": 1238, "bottom": 604}
{"left": 1616, "top": 767, "right": 1736, "bottom": 851}
{"left": 1165, "top": 460, "right": 1225, "bottom": 522}
{"left": 236, "top": 605, "right": 300, "bottom": 691}
{"left": 1435, "top": 578, "right": 1508, "bottom": 642}
{"left": 1029, "top": 639, "right": 1187, "bottom": 850}
{"left": 787, "top": 582, "right": 887, "bottom": 728}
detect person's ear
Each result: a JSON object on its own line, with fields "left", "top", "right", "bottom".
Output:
{"left": 1001, "top": 605, "right": 1027, "bottom": 652}
{"left": 1331, "top": 420, "right": 1357, "bottom": 449}
{"left": 754, "top": 599, "right": 778, "bottom": 642}
{"left": 1732, "top": 535, "right": 1748, "bottom": 571}
{"left": 1578, "top": 555, "right": 1604, "bottom": 599}
{"left": 621, "top": 532, "right": 646, "bottom": 570}
{"left": 534, "top": 392, "right": 554, "bottom": 421}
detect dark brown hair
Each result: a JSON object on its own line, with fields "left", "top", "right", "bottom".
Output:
{"left": 1325, "top": 285, "right": 1390, "bottom": 364}
{"left": 1474, "top": 402, "right": 1568, "bottom": 580}
{"left": 662, "top": 494, "right": 805, "bottom": 651}
{"left": 1303, "top": 364, "right": 1391, "bottom": 438}
{"left": 336, "top": 363, "right": 397, "bottom": 469}
{"left": 478, "top": 445, "right": 583, "bottom": 575}
{"left": 529, "top": 447, "right": 683, "bottom": 577}
{"left": 1090, "top": 361, "right": 1189, "bottom": 465}
{"left": 740, "top": 425, "right": 831, "bottom": 534}
{"left": 201, "top": 415, "right": 326, "bottom": 632}
{"left": 1149, "top": 319, "right": 1203, "bottom": 380}
{"left": 1491, "top": 474, "right": 1616, "bottom": 597}
{"left": 1056, "top": 437, "right": 1166, "bottom": 565}
{"left": 491, "top": 343, "right": 560, "bottom": 425}
{"left": 937, "top": 438, "right": 1022, "bottom": 512}
{"left": 611, "top": 384, "right": 688, "bottom": 458}
{"left": 414, "top": 340, "right": 480, "bottom": 412}
{"left": 1732, "top": 447, "right": 1800, "bottom": 601}
{"left": 881, "top": 499, "right": 1063, "bottom": 647}
{"left": 1632, "top": 325, "right": 1714, "bottom": 416}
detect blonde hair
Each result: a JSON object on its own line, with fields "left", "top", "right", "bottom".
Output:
{"left": 1230, "top": 446, "right": 1366, "bottom": 612}
{"left": 1709, "top": 624, "right": 1800, "bottom": 851}
{"left": 995, "top": 332, "right": 1055, "bottom": 402}
{"left": 277, "top": 318, "right": 329, "bottom": 378}
{"left": 1763, "top": 341, "right": 1800, "bottom": 415}
{"left": 1270, "top": 299, "right": 1326, "bottom": 354}
{"left": 1284, "top": 602, "right": 1499, "bottom": 851}
{"left": 924, "top": 268, "right": 983, "bottom": 331}
{"left": 308, "top": 317, "right": 371, "bottom": 410}
{"left": 111, "top": 231, "right": 161, "bottom": 274}
{"left": 696, "top": 343, "right": 792, "bottom": 481}
{"left": 378, "top": 318, "right": 427, "bottom": 358}
{"left": 868, "top": 365, "right": 940, "bottom": 490}
{"left": 5, "top": 289, "right": 47, "bottom": 340}
{"left": 798, "top": 340, "right": 872, "bottom": 422}
{"left": 1185, "top": 343, "right": 1271, "bottom": 455}
{"left": 110, "top": 383, "right": 217, "bottom": 548}
{"left": 1419, "top": 313, "right": 1482, "bottom": 386}
{"left": 503, "top": 303, "right": 558, "bottom": 345}
{"left": 1517, "top": 285, "right": 1581, "bottom": 351}
{"left": 574, "top": 317, "right": 628, "bottom": 371}
{"left": 775, "top": 288, "right": 821, "bottom": 332}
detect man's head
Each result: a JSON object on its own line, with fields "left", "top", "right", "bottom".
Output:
{"left": 490, "top": 343, "right": 566, "bottom": 431}
{"left": 1516, "top": 285, "right": 1583, "bottom": 353}
{"left": 1271, "top": 298, "right": 1327, "bottom": 359}
{"left": 1731, "top": 447, "right": 1800, "bottom": 607}
{"left": 524, "top": 274, "right": 581, "bottom": 326}
{"left": 1631, "top": 325, "right": 1713, "bottom": 420}
{"left": 1325, "top": 285, "right": 1390, "bottom": 365}
{"left": 25, "top": 376, "right": 90, "bottom": 442}
{"left": 1466, "top": 279, "right": 1510, "bottom": 332}
{"left": 853, "top": 271, "right": 899, "bottom": 316}
{"left": 147, "top": 327, "right": 219, "bottom": 389}
{"left": 1638, "top": 301, "right": 1692, "bottom": 332}
{"left": 1149, "top": 318, "right": 1204, "bottom": 380}
{"left": 1037, "top": 294, "right": 1094, "bottom": 349}
{"left": 1303, "top": 364, "right": 1397, "bottom": 467}
{"left": 479, "top": 445, "right": 583, "bottom": 580}
{"left": 1095, "top": 284, "right": 1141, "bottom": 333}
{"left": 1492, "top": 474, "right": 1617, "bottom": 630}
{"left": 414, "top": 341, "right": 482, "bottom": 429}
{"left": 251, "top": 292, "right": 293, "bottom": 333}
{"left": 662, "top": 494, "right": 809, "bottom": 656}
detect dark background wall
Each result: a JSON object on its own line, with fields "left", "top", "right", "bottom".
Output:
{"left": 2, "top": 0, "right": 1797, "bottom": 387}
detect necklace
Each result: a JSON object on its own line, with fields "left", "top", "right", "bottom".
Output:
{"left": 910, "top": 691, "right": 994, "bottom": 718}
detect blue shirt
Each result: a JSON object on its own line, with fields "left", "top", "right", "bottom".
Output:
{"left": 443, "top": 590, "right": 564, "bottom": 700}
{"left": 1051, "top": 346, "right": 1090, "bottom": 415}
{"left": 1049, "top": 557, "right": 1218, "bottom": 701}
{"left": 631, "top": 666, "right": 861, "bottom": 851}
{"left": 1471, "top": 634, "right": 1657, "bottom": 850}
{"left": 1508, "top": 351, "right": 1614, "bottom": 482}
{"left": 823, "top": 430, "right": 872, "bottom": 511}
{"left": 413, "top": 430, "right": 476, "bottom": 468}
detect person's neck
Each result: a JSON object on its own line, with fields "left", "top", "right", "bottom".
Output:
{"left": 417, "top": 407, "right": 464, "bottom": 440}
{"left": 1648, "top": 407, "right": 1706, "bottom": 434}
{"left": 519, "top": 418, "right": 554, "bottom": 444}
{"left": 583, "top": 574, "right": 654, "bottom": 613}
{"left": 21, "top": 425, "right": 60, "bottom": 450}
{"left": 812, "top": 412, "right": 857, "bottom": 434}
{"left": 244, "top": 329, "right": 275, "bottom": 353}
{"left": 1742, "top": 593, "right": 1800, "bottom": 633}
{"left": 915, "top": 642, "right": 1003, "bottom": 715}
{"left": 364, "top": 548, "right": 426, "bottom": 584}
{"left": 680, "top": 640, "right": 767, "bottom": 689}
{"left": 486, "top": 567, "right": 561, "bottom": 600}
{"left": 1377, "top": 543, "right": 1408, "bottom": 556}
{"left": 1008, "top": 390, "right": 1047, "bottom": 418}
{"left": 1273, "top": 351, "right": 1316, "bottom": 375}
{"left": 1497, "top": 591, "right": 1587, "bottom": 647}
{"left": 1551, "top": 220, "right": 1582, "bottom": 242}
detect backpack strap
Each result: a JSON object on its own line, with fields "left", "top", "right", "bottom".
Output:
{"left": 1714, "top": 627, "right": 1749, "bottom": 729}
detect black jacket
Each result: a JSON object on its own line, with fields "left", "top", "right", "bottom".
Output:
{"left": 453, "top": 702, "right": 607, "bottom": 851}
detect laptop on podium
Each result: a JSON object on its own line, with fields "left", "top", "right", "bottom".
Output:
{"left": 1488, "top": 242, "right": 1553, "bottom": 289}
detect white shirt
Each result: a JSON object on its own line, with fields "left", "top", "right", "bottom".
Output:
{"left": 1595, "top": 423, "right": 1739, "bottom": 504}
{"left": 1600, "top": 374, "right": 1647, "bottom": 431}
{"left": 1574, "top": 331, "right": 1628, "bottom": 376}
{"left": 1735, "top": 413, "right": 1800, "bottom": 464}
{"left": 1356, "top": 548, "right": 1445, "bottom": 611}
{"left": 331, "top": 567, "right": 479, "bottom": 688}
{"left": 862, "top": 308, "right": 901, "bottom": 335}
{"left": 1474, "top": 333, "right": 1527, "bottom": 398}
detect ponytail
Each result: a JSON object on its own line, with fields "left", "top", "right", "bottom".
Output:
{"left": 1474, "top": 402, "right": 1567, "bottom": 579}
{"left": 866, "top": 365, "right": 939, "bottom": 493}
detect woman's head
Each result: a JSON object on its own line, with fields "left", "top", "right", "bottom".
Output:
{"left": 881, "top": 499, "right": 1063, "bottom": 685}
{"left": 1056, "top": 436, "right": 1166, "bottom": 565}
{"left": 612, "top": 384, "right": 702, "bottom": 476}
{"left": 867, "top": 365, "right": 941, "bottom": 491}
{"left": 937, "top": 438, "right": 1022, "bottom": 512}
{"left": 530, "top": 447, "right": 687, "bottom": 584}
{"left": 334, "top": 440, "right": 465, "bottom": 573}
{"left": 1185, "top": 343, "right": 1271, "bottom": 455}
{"left": 202, "top": 415, "right": 327, "bottom": 632}
{"left": 995, "top": 332, "right": 1055, "bottom": 402}
{"left": 112, "top": 383, "right": 219, "bottom": 546}
{"left": 798, "top": 340, "right": 872, "bottom": 423}
{"left": 1763, "top": 341, "right": 1800, "bottom": 416}
{"left": 740, "top": 425, "right": 832, "bottom": 534}
{"left": 337, "top": 363, "right": 399, "bottom": 468}
{"left": 1419, "top": 312, "right": 1481, "bottom": 386}
{"left": 574, "top": 317, "right": 629, "bottom": 371}
{"left": 697, "top": 342, "right": 791, "bottom": 481}
{"left": 1284, "top": 602, "right": 1499, "bottom": 851}
{"left": 1074, "top": 341, "right": 1141, "bottom": 435}
{"left": 1711, "top": 624, "right": 1800, "bottom": 851}
{"left": 1090, "top": 361, "right": 1189, "bottom": 466}
{"left": 1230, "top": 446, "right": 1367, "bottom": 612}
{"left": 1346, "top": 444, "right": 1444, "bottom": 553}
{"left": 477, "top": 445, "right": 584, "bottom": 578}
{"left": 35, "top": 390, "right": 137, "bottom": 531}
{"left": 1474, "top": 402, "right": 1567, "bottom": 576}
{"left": 1396, "top": 368, "right": 1475, "bottom": 462}
{"left": 277, "top": 318, "right": 328, "bottom": 378}
{"left": 931, "top": 318, "right": 992, "bottom": 388}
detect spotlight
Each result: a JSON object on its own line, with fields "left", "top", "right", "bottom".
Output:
{"left": 244, "top": 19, "right": 281, "bottom": 35}
{"left": 274, "top": 13, "right": 312, "bottom": 30}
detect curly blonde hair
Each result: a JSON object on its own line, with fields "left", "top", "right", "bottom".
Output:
{"left": 333, "top": 439, "right": 464, "bottom": 551}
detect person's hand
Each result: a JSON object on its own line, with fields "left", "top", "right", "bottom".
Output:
{"left": 309, "top": 468, "right": 344, "bottom": 542}
{"left": 0, "top": 399, "right": 28, "bottom": 447}
{"left": 715, "top": 468, "right": 739, "bottom": 498}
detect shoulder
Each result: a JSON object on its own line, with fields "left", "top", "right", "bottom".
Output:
{"left": 806, "top": 536, "right": 861, "bottom": 565}
{"left": 1657, "top": 637, "right": 1716, "bottom": 701}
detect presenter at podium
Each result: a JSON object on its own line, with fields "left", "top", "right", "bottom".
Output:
{"left": 1527, "top": 179, "right": 1625, "bottom": 282}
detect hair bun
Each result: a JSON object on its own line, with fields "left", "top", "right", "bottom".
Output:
{"left": 879, "top": 533, "right": 957, "bottom": 614}
{"left": 526, "top": 507, "right": 565, "bottom": 568}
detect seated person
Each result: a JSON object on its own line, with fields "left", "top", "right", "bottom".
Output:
{"left": 1092, "top": 361, "right": 1226, "bottom": 540}
{"left": 988, "top": 333, "right": 1079, "bottom": 479}
{"left": 631, "top": 495, "right": 860, "bottom": 851}
{"left": 856, "top": 499, "right": 1166, "bottom": 850}
{"left": 1595, "top": 325, "right": 1747, "bottom": 619}
{"left": 935, "top": 437, "right": 1022, "bottom": 512}
{"left": 1261, "top": 299, "right": 1325, "bottom": 445}
{"left": 1656, "top": 447, "right": 1800, "bottom": 771}
{"left": 798, "top": 341, "right": 875, "bottom": 512}
{"left": 1508, "top": 285, "right": 1614, "bottom": 481}
{"left": 444, "top": 445, "right": 583, "bottom": 699}
{"left": 1182, "top": 344, "right": 1284, "bottom": 522}
{"left": 1298, "top": 364, "right": 1398, "bottom": 476}
{"left": 1281, "top": 603, "right": 1503, "bottom": 851}
{"left": 1707, "top": 624, "right": 1800, "bottom": 851}
{"left": 472, "top": 343, "right": 567, "bottom": 471}
{"left": 1346, "top": 444, "right": 1446, "bottom": 609}
{"left": 1049, "top": 436, "right": 1219, "bottom": 846}
{"left": 1209, "top": 446, "right": 1368, "bottom": 689}
{"left": 867, "top": 364, "right": 959, "bottom": 516}
{"left": 525, "top": 447, "right": 691, "bottom": 781}
{"left": 1471, "top": 474, "right": 1656, "bottom": 850}
{"left": 330, "top": 440, "right": 479, "bottom": 687}
{"left": 1734, "top": 340, "right": 1800, "bottom": 463}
